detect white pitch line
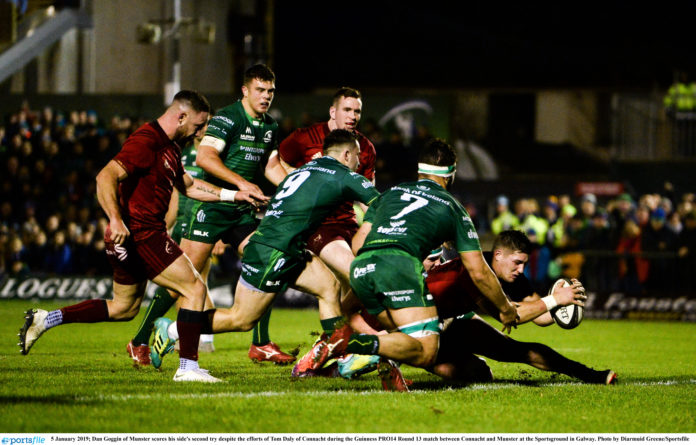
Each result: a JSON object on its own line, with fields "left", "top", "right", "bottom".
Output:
{"left": 76, "top": 379, "right": 696, "bottom": 402}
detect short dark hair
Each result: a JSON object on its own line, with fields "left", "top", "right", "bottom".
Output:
{"left": 244, "top": 64, "right": 276, "bottom": 86}
{"left": 332, "top": 87, "right": 361, "bottom": 106}
{"left": 323, "top": 129, "right": 359, "bottom": 155}
{"left": 173, "top": 90, "right": 211, "bottom": 113}
{"left": 492, "top": 230, "right": 531, "bottom": 255}
{"left": 418, "top": 138, "right": 457, "bottom": 167}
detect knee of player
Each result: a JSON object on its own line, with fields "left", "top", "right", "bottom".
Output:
{"left": 413, "top": 341, "right": 439, "bottom": 368}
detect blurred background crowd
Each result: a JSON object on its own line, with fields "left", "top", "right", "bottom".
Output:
{"left": 2, "top": 102, "right": 695, "bottom": 299}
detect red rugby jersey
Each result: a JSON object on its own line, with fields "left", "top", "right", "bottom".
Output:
{"left": 112, "top": 121, "right": 185, "bottom": 241}
{"left": 278, "top": 122, "right": 376, "bottom": 226}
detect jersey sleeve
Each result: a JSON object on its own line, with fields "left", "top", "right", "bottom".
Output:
{"left": 204, "top": 113, "right": 239, "bottom": 153}
{"left": 278, "top": 130, "right": 308, "bottom": 167}
{"left": 344, "top": 172, "right": 380, "bottom": 206}
{"left": 451, "top": 203, "right": 482, "bottom": 253}
{"left": 362, "top": 194, "right": 382, "bottom": 224}
{"left": 113, "top": 130, "right": 157, "bottom": 175}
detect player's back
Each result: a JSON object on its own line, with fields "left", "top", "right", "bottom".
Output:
{"left": 360, "top": 179, "right": 474, "bottom": 260}
{"left": 251, "top": 156, "right": 378, "bottom": 256}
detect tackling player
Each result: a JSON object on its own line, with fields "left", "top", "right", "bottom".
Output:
{"left": 151, "top": 130, "right": 380, "bottom": 372}
{"left": 265, "top": 87, "right": 381, "bottom": 375}
{"left": 322, "top": 138, "right": 519, "bottom": 390}
{"left": 18, "top": 91, "right": 268, "bottom": 383}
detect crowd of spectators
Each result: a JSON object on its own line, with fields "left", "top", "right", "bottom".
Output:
{"left": 488, "top": 188, "right": 696, "bottom": 297}
{"left": 2, "top": 101, "right": 695, "bottom": 298}
{"left": 0, "top": 101, "right": 147, "bottom": 278}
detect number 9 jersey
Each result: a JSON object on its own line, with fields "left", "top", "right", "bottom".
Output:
{"left": 359, "top": 179, "right": 481, "bottom": 259}
{"left": 250, "top": 156, "right": 380, "bottom": 258}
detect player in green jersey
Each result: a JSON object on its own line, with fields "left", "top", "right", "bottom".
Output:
{"left": 141, "top": 65, "right": 298, "bottom": 368}
{"left": 310, "top": 138, "right": 519, "bottom": 390}
{"left": 152, "top": 130, "right": 380, "bottom": 372}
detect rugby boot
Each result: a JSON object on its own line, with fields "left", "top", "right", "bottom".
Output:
{"left": 127, "top": 341, "right": 151, "bottom": 366}
{"left": 249, "top": 342, "right": 296, "bottom": 365}
{"left": 18, "top": 309, "right": 48, "bottom": 355}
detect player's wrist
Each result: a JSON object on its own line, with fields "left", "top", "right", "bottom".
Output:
{"left": 542, "top": 295, "right": 558, "bottom": 311}
{"left": 220, "top": 188, "right": 238, "bottom": 202}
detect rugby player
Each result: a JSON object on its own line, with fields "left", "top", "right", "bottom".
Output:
{"left": 427, "top": 230, "right": 618, "bottom": 385}
{"left": 266, "top": 87, "right": 382, "bottom": 376}
{"left": 142, "top": 64, "right": 297, "bottom": 368}
{"left": 126, "top": 116, "right": 217, "bottom": 366}
{"left": 151, "top": 130, "right": 380, "bottom": 373}
{"left": 329, "top": 138, "right": 519, "bottom": 390}
{"left": 18, "top": 91, "right": 268, "bottom": 383}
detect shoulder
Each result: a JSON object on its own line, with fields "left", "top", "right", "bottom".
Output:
{"left": 124, "top": 122, "right": 162, "bottom": 151}
{"left": 356, "top": 130, "right": 375, "bottom": 151}
{"left": 291, "top": 123, "right": 325, "bottom": 143}
{"left": 210, "top": 103, "right": 244, "bottom": 125}
{"left": 263, "top": 113, "right": 278, "bottom": 127}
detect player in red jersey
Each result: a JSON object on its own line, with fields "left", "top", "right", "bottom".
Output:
{"left": 258, "top": 87, "right": 381, "bottom": 369}
{"left": 426, "top": 230, "right": 617, "bottom": 385}
{"left": 17, "top": 91, "right": 268, "bottom": 383}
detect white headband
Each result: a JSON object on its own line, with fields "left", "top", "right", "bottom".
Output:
{"left": 418, "top": 163, "right": 456, "bottom": 177}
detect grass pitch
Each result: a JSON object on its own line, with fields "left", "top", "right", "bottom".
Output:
{"left": 0, "top": 299, "right": 695, "bottom": 433}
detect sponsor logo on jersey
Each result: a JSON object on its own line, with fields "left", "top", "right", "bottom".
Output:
{"left": 196, "top": 210, "right": 206, "bottom": 223}
{"left": 242, "top": 263, "right": 259, "bottom": 274}
{"left": 390, "top": 220, "right": 406, "bottom": 227}
{"left": 263, "top": 130, "right": 273, "bottom": 143}
{"left": 193, "top": 230, "right": 209, "bottom": 238}
{"left": 165, "top": 241, "right": 173, "bottom": 254}
{"left": 265, "top": 209, "right": 284, "bottom": 218}
{"left": 352, "top": 263, "right": 376, "bottom": 278}
{"left": 311, "top": 152, "right": 322, "bottom": 160}
{"left": 213, "top": 116, "right": 234, "bottom": 127}
{"left": 240, "top": 127, "right": 255, "bottom": 142}
{"left": 207, "top": 124, "right": 227, "bottom": 136}
{"left": 271, "top": 201, "right": 283, "bottom": 209}
{"left": 362, "top": 180, "right": 373, "bottom": 189}
{"left": 266, "top": 280, "right": 281, "bottom": 287}
{"left": 376, "top": 225, "right": 408, "bottom": 235}
{"left": 462, "top": 216, "right": 472, "bottom": 223}
{"left": 384, "top": 289, "right": 414, "bottom": 302}
{"left": 417, "top": 185, "right": 430, "bottom": 191}
{"left": 467, "top": 229, "right": 479, "bottom": 239}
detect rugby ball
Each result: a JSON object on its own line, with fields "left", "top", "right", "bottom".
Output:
{"left": 548, "top": 278, "right": 584, "bottom": 329}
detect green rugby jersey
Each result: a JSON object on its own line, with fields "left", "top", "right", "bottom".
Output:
{"left": 250, "top": 156, "right": 380, "bottom": 257}
{"left": 176, "top": 142, "right": 204, "bottom": 220}
{"left": 360, "top": 179, "right": 481, "bottom": 259}
{"left": 202, "top": 100, "right": 278, "bottom": 191}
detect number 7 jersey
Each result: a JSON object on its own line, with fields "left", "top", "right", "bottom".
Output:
{"left": 250, "top": 156, "right": 380, "bottom": 257}
{"left": 360, "top": 179, "right": 481, "bottom": 259}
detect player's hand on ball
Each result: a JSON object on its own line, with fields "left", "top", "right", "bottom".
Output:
{"left": 553, "top": 278, "right": 586, "bottom": 307}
